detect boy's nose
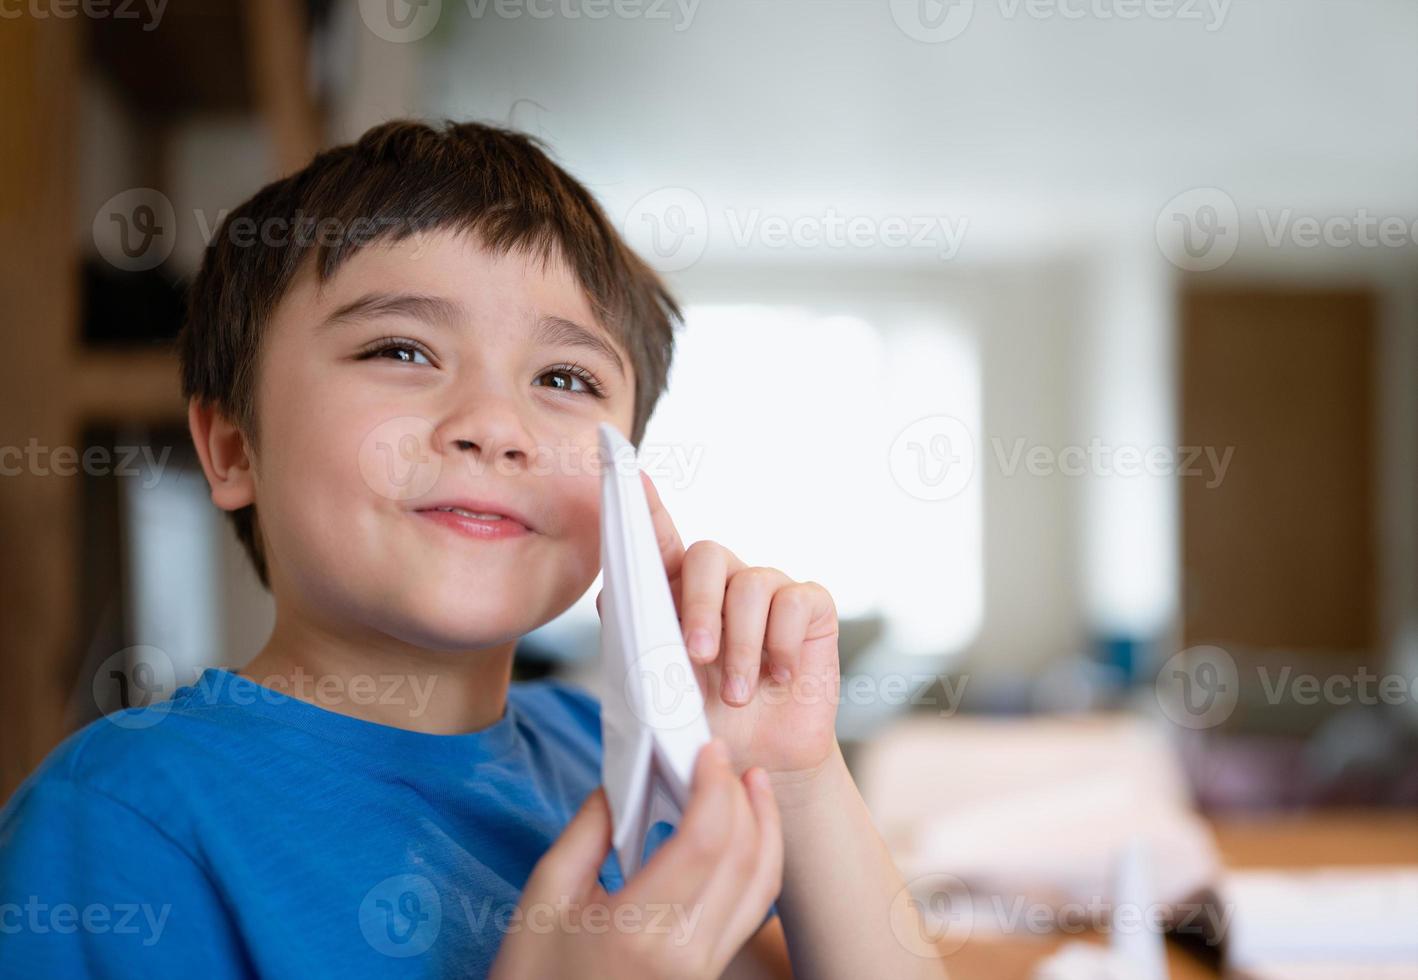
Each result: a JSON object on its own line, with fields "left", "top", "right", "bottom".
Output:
{"left": 451, "top": 436, "right": 526, "bottom": 466}
{"left": 435, "top": 396, "right": 535, "bottom": 472}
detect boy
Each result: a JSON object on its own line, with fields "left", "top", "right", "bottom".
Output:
{"left": 0, "top": 120, "right": 942, "bottom": 977}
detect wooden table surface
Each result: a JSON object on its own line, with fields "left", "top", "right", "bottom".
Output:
{"left": 931, "top": 810, "right": 1418, "bottom": 980}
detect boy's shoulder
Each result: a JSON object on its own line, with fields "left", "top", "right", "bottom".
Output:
{"left": 1, "top": 672, "right": 609, "bottom": 830}
{"left": 0, "top": 677, "right": 243, "bottom": 826}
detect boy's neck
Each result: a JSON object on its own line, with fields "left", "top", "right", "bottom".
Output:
{"left": 238, "top": 610, "right": 517, "bottom": 736}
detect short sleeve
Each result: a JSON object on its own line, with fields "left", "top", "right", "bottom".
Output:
{"left": 0, "top": 778, "right": 253, "bottom": 978}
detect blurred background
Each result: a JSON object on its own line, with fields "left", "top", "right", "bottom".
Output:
{"left": 2, "top": 1, "right": 1415, "bottom": 976}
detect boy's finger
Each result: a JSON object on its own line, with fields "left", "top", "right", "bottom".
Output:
{"left": 623, "top": 739, "right": 736, "bottom": 907}
{"left": 763, "top": 582, "right": 816, "bottom": 684}
{"left": 640, "top": 469, "right": 687, "bottom": 580}
{"left": 721, "top": 567, "right": 790, "bottom": 706}
{"left": 528, "top": 787, "right": 613, "bottom": 901}
{"left": 705, "top": 767, "right": 784, "bottom": 962}
{"left": 679, "top": 542, "right": 730, "bottom": 664}
{"left": 635, "top": 742, "right": 770, "bottom": 953}
{"left": 689, "top": 762, "right": 758, "bottom": 951}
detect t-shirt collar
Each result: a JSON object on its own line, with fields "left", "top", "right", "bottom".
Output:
{"left": 180, "top": 667, "right": 524, "bottom": 767}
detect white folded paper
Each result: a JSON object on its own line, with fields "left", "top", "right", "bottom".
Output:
{"left": 597, "top": 422, "right": 712, "bottom": 880}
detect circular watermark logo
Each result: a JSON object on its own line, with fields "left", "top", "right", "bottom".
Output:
{"left": 890, "top": 0, "right": 975, "bottom": 43}
{"left": 889, "top": 415, "right": 975, "bottom": 501}
{"left": 93, "top": 188, "right": 177, "bottom": 272}
{"left": 622, "top": 643, "right": 708, "bottom": 732}
{"left": 890, "top": 872, "right": 973, "bottom": 957}
{"left": 359, "top": 874, "right": 442, "bottom": 957}
{"left": 1155, "top": 644, "right": 1239, "bottom": 730}
{"left": 1155, "top": 187, "right": 1241, "bottom": 272}
{"left": 622, "top": 187, "right": 709, "bottom": 273}
{"left": 92, "top": 646, "right": 179, "bottom": 729}
{"left": 358, "top": 416, "right": 442, "bottom": 502}
{"left": 358, "top": 0, "right": 443, "bottom": 43}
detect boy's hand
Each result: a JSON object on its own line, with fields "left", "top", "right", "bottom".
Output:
{"left": 488, "top": 739, "right": 783, "bottom": 980}
{"left": 598, "top": 471, "right": 843, "bottom": 801}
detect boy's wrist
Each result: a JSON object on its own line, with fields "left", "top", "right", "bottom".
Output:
{"left": 766, "top": 738, "right": 850, "bottom": 816}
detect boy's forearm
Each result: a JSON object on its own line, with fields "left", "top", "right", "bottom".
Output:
{"left": 770, "top": 743, "right": 949, "bottom": 980}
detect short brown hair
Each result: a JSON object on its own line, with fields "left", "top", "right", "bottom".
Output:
{"left": 178, "top": 119, "right": 682, "bottom": 590}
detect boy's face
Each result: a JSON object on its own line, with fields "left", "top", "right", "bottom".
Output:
{"left": 247, "top": 228, "right": 635, "bottom": 651}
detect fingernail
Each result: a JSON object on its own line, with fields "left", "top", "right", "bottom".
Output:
{"left": 724, "top": 674, "right": 749, "bottom": 704}
{"left": 705, "top": 738, "right": 726, "bottom": 763}
{"left": 770, "top": 665, "right": 791, "bottom": 685}
{"left": 688, "top": 629, "right": 714, "bottom": 660}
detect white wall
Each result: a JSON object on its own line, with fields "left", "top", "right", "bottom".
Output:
{"left": 86, "top": 0, "right": 1418, "bottom": 681}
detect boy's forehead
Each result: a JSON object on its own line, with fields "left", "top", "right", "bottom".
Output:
{"left": 320, "top": 229, "right": 591, "bottom": 312}
{"left": 286, "top": 228, "right": 616, "bottom": 347}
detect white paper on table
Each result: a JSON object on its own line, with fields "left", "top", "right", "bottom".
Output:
{"left": 1109, "top": 836, "right": 1169, "bottom": 980}
{"left": 597, "top": 422, "right": 712, "bottom": 880}
{"left": 1223, "top": 865, "right": 1418, "bottom": 976}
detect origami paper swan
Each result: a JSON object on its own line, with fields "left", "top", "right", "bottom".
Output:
{"left": 597, "top": 422, "right": 713, "bottom": 880}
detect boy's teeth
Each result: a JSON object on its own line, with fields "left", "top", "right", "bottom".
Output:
{"left": 437, "top": 507, "right": 503, "bottom": 520}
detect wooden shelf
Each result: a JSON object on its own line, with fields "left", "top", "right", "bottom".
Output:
{"left": 72, "top": 347, "right": 185, "bottom": 426}
{"left": 2, "top": 0, "right": 320, "bottom": 799}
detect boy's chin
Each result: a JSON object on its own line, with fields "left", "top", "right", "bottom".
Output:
{"left": 375, "top": 584, "right": 541, "bottom": 654}
{"left": 380, "top": 612, "right": 528, "bottom": 655}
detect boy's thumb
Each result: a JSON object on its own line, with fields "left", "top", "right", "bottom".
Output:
{"left": 528, "top": 787, "right": 613, "bottom": 898}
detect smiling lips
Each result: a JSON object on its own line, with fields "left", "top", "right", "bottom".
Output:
{"left": 414, "top": 500, "right": 534, "bottom": 540}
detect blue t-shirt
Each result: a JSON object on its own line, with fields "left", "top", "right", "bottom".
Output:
{"left": 0, "top": 667, "right": 694, "bottom": 977}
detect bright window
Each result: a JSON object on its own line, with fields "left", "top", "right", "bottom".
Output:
{"left": 530, "top": 302, "right": 982, "bottom": 661}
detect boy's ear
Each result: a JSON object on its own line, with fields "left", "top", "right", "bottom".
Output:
{"left": 187, "top": 398, "right": 256, "bottom": 512}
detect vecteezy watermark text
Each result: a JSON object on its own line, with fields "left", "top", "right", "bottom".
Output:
{"left": 722, "top": 208, "right": 970, "bottom": 262}
{"left": 0, "top": 897, "right": 171, "bottom": 947}
{"left": 1157, "top": 188, "right": 1418, "bottom": 272}
{"left": 621, "top": 657, "right": 971, "bottom": 730}
{"left": 461, "top": 895, "right": 704, "bottom": 946}
{"left": 193, "top": 666, "right": 439, "bottom": 719}
{"left": 622, "top": 188, "right": 971, "bottom": 272}
{"left": 358, "top": 420, "right": 707, "bottom": 503}
{"left": 992, "top": 437, "right": 1233, "bottom": 488}
{"left": 95, "top": 646, "right": 441, "bottom": 730}
{"left": 891, "top": 872, "right": 1233, "bottom": 958}
{"left": 359, "top": 873, "right": 706, "bottom": 959}
{"left": 1156, "top": 645, "right": 1418, "bottom": 729}
{"left": 0, "top": 441, "right": 172, "bottom": 487}
{"left": 356, "top": 0, "right": 701, "bottom": 44}
{"left": 0, "top": 0, "right": 167, "bottom": 32}
{"left": 890, "top": 0, "right": 1231, "bottom": 44}
{"left": 888, "top": 415, "right": 1233, "bottom": 502}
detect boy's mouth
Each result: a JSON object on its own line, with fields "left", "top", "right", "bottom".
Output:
{"left": 413, "top": 498, "right": 536, "bottom": 539}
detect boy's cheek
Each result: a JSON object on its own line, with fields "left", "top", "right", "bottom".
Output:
{"left": 546, "top": 468, "right": 604, "bottom": 576}
{"left": 268, "top": 370, "right": 424, "bottom": 500}
{"left": 353, "top": 413, "right": 446, "bottom": 504}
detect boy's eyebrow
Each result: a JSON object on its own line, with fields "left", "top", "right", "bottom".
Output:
{"left": 318, "top": 292, "right": 466, "bottom": 333}
{"left": 533, "top": 314, "right": 626, "bottom": 379}
{"left": 318, "top": 292, "right": 625, "bottom": 379}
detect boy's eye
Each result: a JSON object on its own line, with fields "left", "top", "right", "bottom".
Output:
{"left": 357, "top": 338, "right": 433, "bottom": 366}
{"left": 534, "top": 364, "right": 607, "bottom": 399}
